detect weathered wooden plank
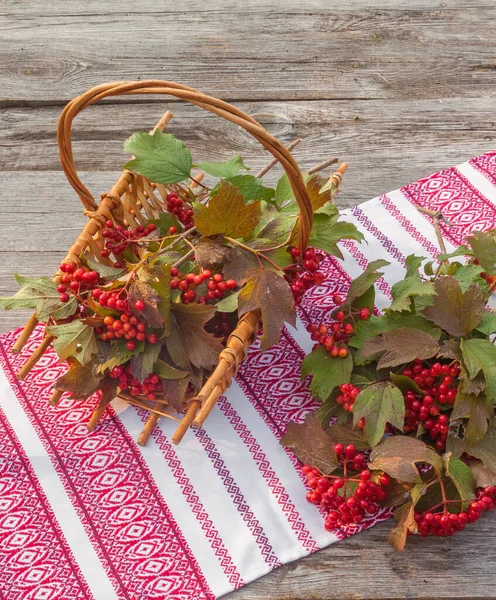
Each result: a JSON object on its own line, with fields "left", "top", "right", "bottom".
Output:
{"left": 0, "top": 5, "right": 495, "bottom": 102}
{"left": 224, "top": 516, "right": 496, "bottom": 599}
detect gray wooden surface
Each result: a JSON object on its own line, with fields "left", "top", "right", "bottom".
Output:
{"left": 1, "top": 1, "right": 495, "bottom": 597}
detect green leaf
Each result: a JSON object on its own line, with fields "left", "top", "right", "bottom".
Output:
{"left": 445, "top": 457, "right": 476, "bottom": 509}
{"left": 301, "top": 345, "right": 353, "bottom": 401}
{"left": 309, "top": 215, "right": 364, "bottom": 260}
{"left": 154, "top": 359, "right": 190, "bottom": 380}
{"left": 194, "top": 181, "right": 261, "bottom": 239}
{"left": 361, "top": 327, "right": 439, "bottom": 370}
{"left": 467, "top": 229, "right": 496, "bottom": 276}
{"left": 280, "top": 413, "right": 340, "bottom": 475}
{"left": 130, "top": 341, "right": 162, "bottom": 382}
{"left": 314, "top": 389, "right": 347, "bottom": 428}
{"left": 353, "top": 382, "right": 405, "bottom": 447}
{"left": 453, "top": 264, "right": 486, "bottom": 292}
{"left": 95, "top": 339, "right": 145, "bottom": 374}
{"left": 334, "top": 260, "right": 390, "bottom": 316}
{"left": 47, "top": 321, "right": 98, "bottom": 366}
{"left": 215, "top": 289, "right": 240, "bottom": 313}
{"left": 349, "top": 313, "right": 441, "bottom": 351}
{"left": 123, "top": 130, "right": 192, "bottom": 184}
{"left": 171, "top": 303, "right": 224, "bottom": 369}
{"left": 421, "top": 276, "right": 485, "bottom": 336}
{"left": 390, "top": 373, "right": 426, "bottom": 396}
{"left": 213, "top": 175, "right": 275, "bottom": 202}
{"left": 476, "top": 311, "right": 496, "bottom": 336}
{"left": 389, "top": 275, "right": 435, "bottom": 312}
{"left": 196, "top": 155, "right": 249, "bottom": 178}
{"left": 460, "top": 338, "right": 496, "bottom": 403}
{"left": 150, "top": 212, "right": 181, "bottom": 237}
{"left": 424, "top": 261, "right": 434, "bottom": 277}
{"left": 84, "top": 255, "right": 127, "bottom": 280}
{"left": 257, "top": 214, "right": 296, "bottom": 245}
{"left": 368, "top": 436, "right": 443, "bottom": 483}
{"left": 404, "top": 254, "right": 426, "bottom": 278}
{"left": 462, "top": 421, "right": 496, "bottom": 470}
{"left": 54, "top": 361, "right": 104, "bottom": 400}
{"left": 238, "top": 269, "right": 296, "bottom": 351}
{"left": 274, "top": 174, "right": 294, "bottom": 209}
{"left": 438, "top": 245, "right": 473, "bottom": 261}
{"left": 0, "top": 275, "right": 77, "bottom": 322}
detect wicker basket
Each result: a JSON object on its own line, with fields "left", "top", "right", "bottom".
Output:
{"left": 12, "top": 80, "right": 340, "bottom": 445}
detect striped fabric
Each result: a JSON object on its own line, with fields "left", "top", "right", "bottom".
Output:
{"left": 1, "top": 151, "right": 495, "bottom": 600}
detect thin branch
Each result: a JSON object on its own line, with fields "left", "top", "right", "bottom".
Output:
{"left": 307, "top": 157, "right": 339, "bottom": 175}
{"left": 416, "top": 205, "right": 448, "bottom": 257}
{"left": 255, "top": 138, "right": 303, "bottom": 178}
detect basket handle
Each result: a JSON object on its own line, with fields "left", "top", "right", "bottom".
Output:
{"left": 57, "top": 80, "right": 313, "bottom": 251}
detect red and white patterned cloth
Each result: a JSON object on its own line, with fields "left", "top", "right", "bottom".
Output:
{"left": 1, "top": 152, "right": 495, "bottom": 600}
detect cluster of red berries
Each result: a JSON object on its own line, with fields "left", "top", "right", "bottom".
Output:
{"left": 285, "top": 248, "right": 325, "bottom": 304}
{"left": 58, "top": 263, "right": 100, "bottom": 303}
{"left": 307, "top": 299, "right": 371, "bottom": 358}
{"left": 415, "top": 486, "right": 496, "bottom": 537}
{"left": 108, "top": 364, "right": 162, "bottom": 400}
{"left": 402, "top": 360, "right": 460, "bottom": 450}
{"left": 206, "top": 312, "right": 234, "bottom": 341}
{"left": 302, "top": 444, "right": 390, "bottom": 530}
{"left": 336, "top": 383, "right": 366, "bottom": 428}
{"left": 166, "top": 192, "right": 194, "bottom": 229}
{"left": 96, "top": 313, "right": 156, "bottom": 351}
{"left": 170, "top": 268, "right": 237, "bottom": 304}
{"left": 101, "top": 220, "right": 157, "bottom": 259}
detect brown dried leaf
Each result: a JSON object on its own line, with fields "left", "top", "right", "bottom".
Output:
{"left": 129, "top": 280, "right": 164, "bottom": 328}
{"left": 222, "top": 245, "right": 260, "bottom": 286}
{"left": 193, "top": 181, "right": 261, "bottom": 238}
{"left": 388, "top": 502, "right": 417, "bottom": 552}
{"left": 306, "top": 174, "right": 334, "bottom": 211}
{"left": 368, "top": 436, "right": 443, "bottom": 483}
{"left": 361, "top": 327, "right": 439, "bottom": 370}
{"left": 54, "top": 361, "right": 104, "bottom": 400}
{"left": 280, "top": 413, "right": 340, "bottom": 475}
{"left": 437, "top": 339, "right": 462, "bottom": 361}
{"left": 162, "top": 376, "right": 190, "bottom": 411}
{"left": 325, "top": 423, "right": 371, "bottom": 451}
{"left": 194, "top": 235, "right": 231, "bottom": 269}
{"left": 238, "top": 269, "right": 296, "bottom": 350}
{"left": 171, "top": 303, "right": 224, "bottom": 369}
{"left": 467, "top": 460, "right": 496, "bottom": 488}
{"left": 422, "top": 276, "right": 485, "bottom": 336}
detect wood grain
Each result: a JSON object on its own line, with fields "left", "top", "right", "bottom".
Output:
{"left": 1, "top": 0, "right": 495, "bottom": 598}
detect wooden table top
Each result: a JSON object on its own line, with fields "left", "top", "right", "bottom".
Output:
{"left": 1, "top": 1, "right": 495, "bottom": 597}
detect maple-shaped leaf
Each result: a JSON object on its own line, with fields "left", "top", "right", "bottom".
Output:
{"left": 309, "top": 214, "right": 364, "bottom": 260}
{"left": 460, "top": 338, "right": 496, "bottom": 403}
{"left": 421, "top": 276, "right": 485, "bottom": 336}
{"left": 404, "top": 254, "right": 426, "bottom": 278}
{"left": 388, "top": 501, "right": 417, "bottom": 552}
{"left": 274, "top": 174, "right": 294, "bottom": 209}
{"left": 476, "top": 310, "right": 496, "bottom": 336}
{"left": 361, "top": 327, "right": 439, "bottom": 370}
{"left": 47, "top": 321, "right": 98, "bottom": 365}
{"left": 164, "top": 323, "right": 191, "bottom": 371}
{"left": 150, "top": 212, "right": 182, "bottom": 237}
{"left": 130, "top": 341, "right": 162, "bottom": 382}
{"left": 301, "top": 345, "right": 353, "bottom": 401}
{"left": 219, "top": 174, "right": 275, "bottom": 202}
{"left": 453, "top": 263, "right": 487, "bottom": 292}
{"left": 257, "top": 214, "right": 296, "bottom": 246}
{"left": 54, "top": 361, "right": 104, "bottom": 399}
{"left": 280, "top": 413, "right": 340, "bottom": 475}
{"left": 238, "top": 268, "right": 296, "bottom": 351}
{"left": 444, "top": 456, "right": 476, "bottom": 509}
{"left": 467, "top": 229, "right": 496, "bottom": 276}
{"left": 350, "top": 313, "right": 441, "bottom": 352}
{"left": 222, "top": 245, "right": 261, "bottom": 286}
{"left": 144, "top": 263, "right": 172, "bottom": 335}
{"left": 438, "top": 245, "right": 473, "bottom": 262}
{"left": 0, "top": 274, "right": 77, "bottom": 322}
{"left": 84, "top": 255, "right": 127, "bottom": 280}
{"left": 161, "top": 376, "right": 190, "bottom": 411}
{"left": 171, "top": 303, "right": 224, "bottom": 369}
{"left": 194, "top": 235, "right": 231, "bottom": 269}
{"left": 95, "top": 339, "right": 145, "bottom": 374}
{"left": 389, "top": 275, "right": 435, "bottom": 312}
{"left": 467, "top": 459, "right": 496, "bottom": 488}
{"left": 128, "top": 280, "right": 164, "bottom": 328}
{"left": 333, "top": 260, "right": 390, "bottom": 316}
{"left": 315, "top": 389, "right": 349, "bottom": 428}
{"left": 368, "top": 436, "right": 443, "bottom": 483}
{"left": 326, "top": 422, "right": 371, "bottom": 451}
{"left": 460, "top": 421, "right": 496, "bottom": 470}
{"left": 195, "top": 155, "right": 249, "bottom": 178}
{"left": 306, "top": 174, "right": 337, "bottom": 212}
{"left": 194, "top": 181, "right": 261, "bottom": 239}
{"left": 123, "top": 130, "right": 192, "bottom": 184}
{"left": 353, "top": 382, "right": 405, "bottom": 447}
{"left": 437, "top": 339, "right": 462, "bottom": 361}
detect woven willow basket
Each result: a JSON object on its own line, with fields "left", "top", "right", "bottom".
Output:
{"left": 12, "top": 80, "right": 331, "bottom": 445}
